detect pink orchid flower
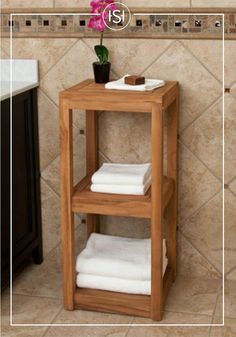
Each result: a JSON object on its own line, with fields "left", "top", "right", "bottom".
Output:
{"left": 88, "top": 0, "right": 116, "bottom": 32}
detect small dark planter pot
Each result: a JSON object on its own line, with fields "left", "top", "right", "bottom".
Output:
{"left": 93, "top": 62, "right": 111, "bottom": 83}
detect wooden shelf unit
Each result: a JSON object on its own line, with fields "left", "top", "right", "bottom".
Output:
{"left": 60, "top": 79, "right": 179, "bottom": 321}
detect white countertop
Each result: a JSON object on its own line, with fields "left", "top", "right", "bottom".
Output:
{"left": 0, "top": 59, "right": 39, "bottom": 101}
{"left": 1, "top": 81, "right": 39, "bottom": 101}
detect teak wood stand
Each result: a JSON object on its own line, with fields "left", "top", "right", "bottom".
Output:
{"left": 60, "top": 79, "right": 179, "bottom": 321}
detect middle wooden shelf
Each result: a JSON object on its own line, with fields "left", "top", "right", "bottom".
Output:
{"left": 72, "top": 175, "right": 174, "bottom": 218}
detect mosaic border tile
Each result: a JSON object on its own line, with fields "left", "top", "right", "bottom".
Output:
{"left": 1, "top": 9, "right": 236, "bottom": 39}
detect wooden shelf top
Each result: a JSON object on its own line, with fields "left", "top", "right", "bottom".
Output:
{"left": 60, "top": 79, "right": 178, "bottom": 112}
{"left": 72, "top": 175, "right": 174, "bottom": 218}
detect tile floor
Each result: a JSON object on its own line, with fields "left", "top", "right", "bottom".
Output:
{"left": 1, "top": 240, "right": 235, "bottom": 337}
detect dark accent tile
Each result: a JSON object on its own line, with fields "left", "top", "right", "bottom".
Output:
{"left": 155, "top": 20, "right": 162, "bottom": 27}
{"left": 80, "top": 19, "right": 86, "bottom": 26}
{"left": 43, "top": 20, "right": 49, "bottom": 26}
{"left": 215, "top": 20, "right": 222, "bottom": 27}
{"left": 136, "top": 19, "right": 142, "bottom": 27}
{"left": 175, "top": 20, "right": 182, "bottom": 27}
{"left": 25, "top": 20, "right": 31, "bottom": 26}
{"left": 195, "top": 20, "right": 202, "bottom": 27}
{"left": 61, "top": 19, "right": 67, "bottom": 26}
{"left": 225, "top": 88, "right": 231, "bottom": 93}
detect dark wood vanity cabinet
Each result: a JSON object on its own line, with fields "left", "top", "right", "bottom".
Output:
{"left": 1, "top": 88, "right": 43, "bottom": 288}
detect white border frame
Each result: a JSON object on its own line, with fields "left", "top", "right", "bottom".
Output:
{"left": 9, "top": 11, "right": 225, "bottom": 328}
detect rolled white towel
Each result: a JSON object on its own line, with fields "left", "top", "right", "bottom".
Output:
{"left": 76, "top": 233, "right": 167, "bottom": 281}
{"left": 77, "top": 255, "right": 168, "bottom": 295}
{"left": 91, "top": 163, "right": 151, "bottom": 186}
{"left": 91, "top": 178, "right": 151, "bottom": 195}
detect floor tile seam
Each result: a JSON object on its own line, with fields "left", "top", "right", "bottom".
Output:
{"left": 12, "top": 290, "right": 63, "bottom": 300}
{"left": 11, "top": 291, "right": 63, "bottom": 302}
{"left": 124, "top": 317, "right": 135, "bottom": 337}
{"left": 164, "top": 308, "right": 213, "bottom": 319}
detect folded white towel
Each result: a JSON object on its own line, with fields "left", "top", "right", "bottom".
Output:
{"left": 105, "top": 75, "right": 165, "bottom": 92}
{"left": 77, "top": 256, "right": 168, "bottom": 295}
{"left": 91, "top": 175, "right": 151, "bottom": 195}
{"left": 91, "top": 163, "right": 151, "bottom": 186}
{"left": 76, "top": 233, "right": 167, "bottom": 281}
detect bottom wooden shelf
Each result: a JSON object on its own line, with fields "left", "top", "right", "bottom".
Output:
{"left": 74, "top": 266, "right": 173, "bottom": 319}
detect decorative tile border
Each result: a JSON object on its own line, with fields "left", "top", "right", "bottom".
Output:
{"left": 1, "top": 9, "right": 236, "bottom": 39}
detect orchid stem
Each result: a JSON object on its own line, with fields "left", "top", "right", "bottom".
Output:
{"left": 100, "top": 31, "right": 103, "bottom": 46}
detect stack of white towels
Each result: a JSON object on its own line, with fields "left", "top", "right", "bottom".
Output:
{"left": 76, "top": 233, "right": 168, "bottom": 295}
{"left": 90, "top": 163, "right": 152, "bottom": 195}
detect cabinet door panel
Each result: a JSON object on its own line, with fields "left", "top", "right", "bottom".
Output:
{"left": 1, "top": 99, "right": 10, "bottom": 270}
{"left": 12, "top": 91, "right": 37, "bottom": 256}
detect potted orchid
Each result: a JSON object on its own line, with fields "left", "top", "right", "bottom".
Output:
{"left": 88, "top": 0, "right": 116, "bottom": 83}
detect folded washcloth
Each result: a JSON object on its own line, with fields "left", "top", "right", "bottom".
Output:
{"left": 77, "top": 255, "right": 168, "bottom": 295}
{"left": 91, "top": 175, "right": 151, "bottom": 195}
{"left": 105, "top": 75, "right": 165, "bottom": 91}
{"left": 91, "top": 163, "right": 151, "bottom": 186}
{"left": 76, "top": 233, "right": 167, "bottom": 281}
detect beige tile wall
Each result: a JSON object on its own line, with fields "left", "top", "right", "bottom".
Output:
{"left": 192, "top": 0, "right": 236, "bottom": 8}
{"left": 2, "top": 35, "right": 235, "bottom": 280}
{"left": 1, "top": 0, "right": 54, "bottom": 8}
{"left": 2, "top": 0, "right": 236, "bottom": 8}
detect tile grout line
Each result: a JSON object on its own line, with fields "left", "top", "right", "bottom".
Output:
{"left": 209, "top": 290, "right": 222, "bottom": 337}
{"left": 225, "top": 175, "right": 236, "bottom": 186}
{"left": 99, "top": 149, "right": 112, "bottom": 163}
{"left": 41, "top": 176, "right": 60, "bottom": 201}
{"left": 228, "top": 186, "right": 236, "bottom": 198}
{"left": 179, "top": 40, "right": 223, "bottom": 86}
{"left": 12, "top": 291, "right": 63, "bottom": 302}
{"left": 180, "top": 229, "right": 222, "bottom": 277}
{"left": 38, "top": 87, "right": 59, "bottom": 110}
{"left": 179, "top": 187, "right": 222, "bottom": 226}
{"left": 40, "top": 38, "right": 80, "bottom": 81}
{"left": 229, "top": 91, "right": 236, "bottom": 102}
{"left": 180, "top": 94, "right": 222, "bottom": 135}
{"left": 225, "top": 265, "right": 236, "bottom": 278}
{"left": 178, "top": 139, "right": 222, "bottom": 184}
{"left": 140, "top": 40, "right": 176, "bottom": 76}
{"left": 124, "top": 317, "right": 135, "bottom": 336}
{"left": 12, "top": 290, "right": 63, "bottom": 301}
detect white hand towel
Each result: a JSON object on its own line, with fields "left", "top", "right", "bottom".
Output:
{"left": 76, "top": 233, "right": 167, "bottom": 281}
{"left": 76, "top": 256, "right": 168, "bottom": 295}
{"left": 91, "top": 175, "right": 151, "bottom": 195}
{"left": 105, "top": 75, "right": 165, "bottom": 92}
{"left": 91, "top": 163, "right": 151, "bottom": 186}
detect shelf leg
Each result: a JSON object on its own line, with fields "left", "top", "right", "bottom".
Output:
{"left": 166, "top": 97, "right": 179, "bottom": 282}
{"left": 151, "top": 103, "right": 163, "bottom": 321}
{"left": 86, "top": 110, "right": 99, "bottom": 237}
{"left": 60, "top": 100, "right": 75, "bottom": 310}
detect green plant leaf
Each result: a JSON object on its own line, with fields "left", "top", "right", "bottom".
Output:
{"left": 94, "top": 45, "right": 109, "bottom": 64}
